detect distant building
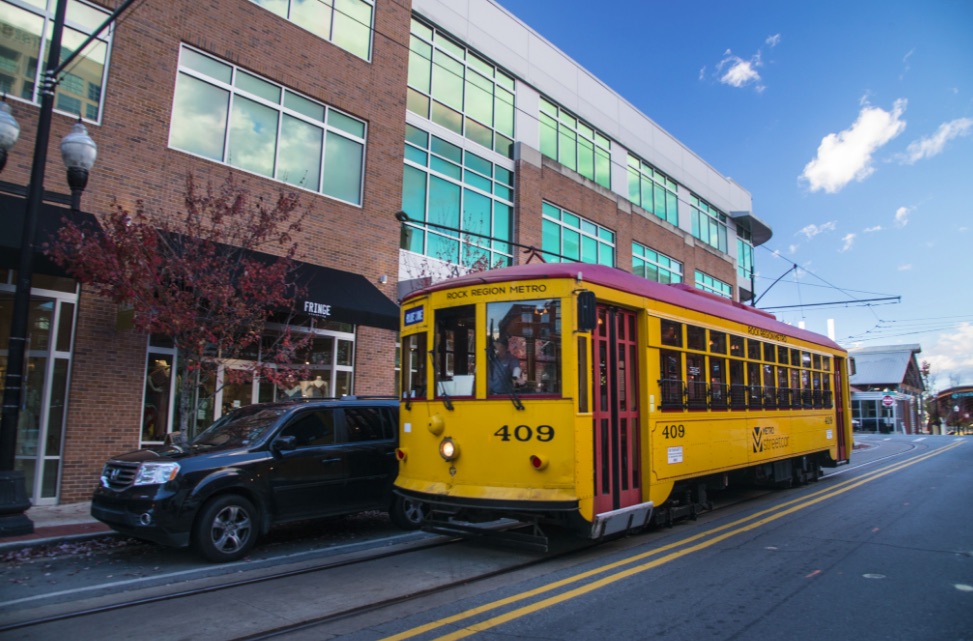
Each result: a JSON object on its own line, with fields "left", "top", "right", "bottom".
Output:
{"left": 931, "top": 386, "right": 973, "bottom": 434}
{"left": 849, "top": 345, "right": 924, "bottom": 434}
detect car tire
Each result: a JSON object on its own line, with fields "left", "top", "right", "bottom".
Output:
{"left": 193, "top": 495, "right": 258, "bottom": 563}
{"left": 389, "top": 495, "right": 426, "bottom": 530}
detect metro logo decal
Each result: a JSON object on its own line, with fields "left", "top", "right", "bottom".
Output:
{"left": 752, "top": 426, "right": 789, "bottom": 453}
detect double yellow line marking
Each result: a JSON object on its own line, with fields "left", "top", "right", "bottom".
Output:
{"left": 382, "top": 440, "right": 965, "bottom": 641}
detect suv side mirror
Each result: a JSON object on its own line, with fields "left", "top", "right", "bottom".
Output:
{"left": 272, "top": 435, "right": 297, "bottom": 453}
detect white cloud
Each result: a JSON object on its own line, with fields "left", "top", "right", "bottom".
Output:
{"left": 894, "top": 206, "right": 911, "bottom": 227}
{"left": 899, "top": 117, "right": 973, "bottom": 164}
{"left": 766, "top": 34, "right": 781, "bottom": 47}
{"left": 798, "top": 221, "right": 837, "bottom": 239}
{"left": 800, "top": 98, "right": 907, "bottom": 193}
{"left": 864, "top": 225, "right": 883, "bottom": 233}
{"left": 840, "top": 233, "right": 856, "bottom": 252}
{"left": 924, "top": 323, "right": 973, "bottom": 387}
{"left": 717, "top": 49, "right": 764, "bottom": 92}
{"left": 897, "top": 263, "right": 912, "bottom": 271}
{"left": 788, "top": 244, "right": 799, "bottom": 254}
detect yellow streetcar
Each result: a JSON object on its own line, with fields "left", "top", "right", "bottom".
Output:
{"left": 394, "top": 263, "right": 852, "bottom": 546}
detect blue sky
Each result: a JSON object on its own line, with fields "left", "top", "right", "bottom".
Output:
{"left": 496, "top": 0, "right": 973, "bottom": 389}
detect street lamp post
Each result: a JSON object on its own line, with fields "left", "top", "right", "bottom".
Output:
{"left": 0, "top": 0, "right": 97, "bottom": 535}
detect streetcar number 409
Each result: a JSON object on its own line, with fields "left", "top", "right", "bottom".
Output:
{"left": 494, "top": 425, "right": 555, "bottom": 442}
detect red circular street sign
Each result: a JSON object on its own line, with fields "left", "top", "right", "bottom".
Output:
{"left": 882, "top": 395, "right": 895, "bottom": 407}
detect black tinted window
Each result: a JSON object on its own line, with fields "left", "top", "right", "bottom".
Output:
{"left": 280, "top": 410, "right": 335, "bottom": 448}
{"left": 345, "top": 407, "right": 393, "bottom": 442}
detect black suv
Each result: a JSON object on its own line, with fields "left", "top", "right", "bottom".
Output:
{"left": 91, "top": 397, "right": 424, "bottom": 562}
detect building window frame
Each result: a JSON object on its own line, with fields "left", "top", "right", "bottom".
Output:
{"left": 690, "top": 195, "right": 728, "bottom": 253}
{"left": 400, "top": 124, "right": 515, "bottom": 270}
{"left": 169, "top": 44, "right": 367, "bottom": 206}
{"left": 539, "top": 97, "right": 612, "bottom": 189}
{"left": 0, "top": 0, "right": 113, "bottom": 123}
{"left": 249, "top": 0, "right": 375, "bottom": 61}
{"left": 632, "top": 242, "right": 682, "bottom": 284}
{"left": 542, "top": 202, "right": 615, "bottom": 266}
{"left": 694, "top": 270, "right": 732, "bottom": 299}
{"left": 407, "top": 17, "right": 515, "bottom": 158}
{"left": 626, "top": 154, "right": 679, "bottom": 226}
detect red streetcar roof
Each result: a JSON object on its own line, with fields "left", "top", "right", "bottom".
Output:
{"left": 404, "top": 263, "right": 843, "bottom": 352}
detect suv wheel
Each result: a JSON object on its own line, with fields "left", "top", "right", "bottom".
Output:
{"left": 193, "top": 495, "right": 258, "bottom": 563}
{"left": 389, "top": 495, "right": 426, "bottom": 530}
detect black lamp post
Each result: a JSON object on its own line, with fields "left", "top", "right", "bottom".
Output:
{"left": 0, "top": 0, "right": 97, "bottom": 536}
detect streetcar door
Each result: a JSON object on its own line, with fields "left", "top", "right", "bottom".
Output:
{"left": 592, "top": 305, "right": 641, "bottom": 514}
{"left": 833, "top": 357, "right": 849, "bottom": 461}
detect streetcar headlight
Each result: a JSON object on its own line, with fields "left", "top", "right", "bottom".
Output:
{"left": 439, "top": 437, "right": 459, "bottom": 461}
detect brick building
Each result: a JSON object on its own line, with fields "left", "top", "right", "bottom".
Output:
{"left": 0, "top": 0, "right": 772, "bottom": 506}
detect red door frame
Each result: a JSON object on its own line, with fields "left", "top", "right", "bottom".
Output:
{"left": 592, "top": 305, "right": 641, "bottom": 514}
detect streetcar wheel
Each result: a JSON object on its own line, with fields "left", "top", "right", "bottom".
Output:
{"left": 193, "top": 495, "right": 258, "bottom": 563}
{"left": 389, "top": 495, "right": 426, "bottom": 530}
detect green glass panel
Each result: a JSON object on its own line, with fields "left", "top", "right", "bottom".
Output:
{"left": 322, "top": 133, "right": 363, "bottom": 204}
{"left": 465, "top": 117, "right": 493, "bottom": 149}
{"left": 432, "top": 49, "right": 464, "bottom": 109}
{"left": 404, "top": 145, "right": 428, "bottom": 166}
{"left": 462, "top": 189, "right": 491, "bottom": 236}
{"left": 495, "top": 134, "right": 514, "bottom": 159}
{"left": 411, "top": 18, "right": 433, "bottom": 41}
{"left": 540, "top": 97, "right": 557, "bottom": 116}
{"left": 431, "top": 135, "right": 462, "bottom": 163}
{"left": 598, "top": 247, "right": 614, "bottom": 267}
{"left": 408, "top": 36, "right": 433, "bottom": 93}
{"left": 628, "top": 169, "right": 640, "bottom": 203}
{"left": 428, "top": 232, "right": 460, "bottom": 264}
{"left": 581, "top": 236, "right": 597, "bottom": 263}
{"left": 464, "top": 151, "right": 491, "bottom": 176}
{"left": 401, "top": 166, "right": 427, "bottom": 238}
{"left": 291, "top": 0, "right": 332, "bottom": 39}
{"left": 578, "top": 138, "right": 594, "bottom": 181}
{"left": 558, "top": 129, "right": 576, "bottom": 171}
{"left": 407, "top": 88, "right": 430, "bottom": 117}
{"left": 405, "top": 123, "right": 428, "bottom": 148}
{"left": 332, "top": 0, "right": 372, "bottom": 59}
{"left": 654, "top": 184, "right": 666, "bottom": 217}
{"left": 327, "top": 110, "right": 365, "bottom": 138}
{"left": 578, "top": 122, "right": 593, "bottom": 140}
{"left": 495, "top": 88, "right": 515, "bottom": 136}
{"left": 595, "top": 149, "right": 611, "bottom": 188}
{"left": 236, "top": 70, "right": 281, "bottom": 103}
{"left": 493, "top": 185, "right": 512, "bottom": 201}
{"left": 599, "top": 227, "right": 615, "bottom": 242}
{"left": 627, "top": 154, "right": 640, "bottom": 169}
{"left": 252, "top": 0, "right": 288, "bottom": 18}
{"left": 564, "top": 229, "right": 580, "bottom": 261}
{"left": 493, "top": 202, "right": 512, "bottom": 243}
{"left": 435, "top": 33, "right": 465, "bottom": 59}
{"left": 581, "top": 219, "right": 597, "bottom": 236}
{"left": 540, "top": 113, "right": 558, "bottom": 159}
{"left": 495, "top": 166, "right": 512, "bottom": 187}
{"left": 542, "top": 219, "right": 560, "bottom": 262}
{"left": 466, "top": 79, "right": 493, "bottom": 127}
{"left": 463, "top": 170, "right": 491, "bottom": 193}
{"left": 467, "top": 52, "right": 493, "bottom": 77}
{"left": 559, "top": 110, "right": 576, "bottom": 128}
{"left": 284, "top": 91, "right": 325, "bottom": 122}
{"left": 182, "top": 48, "right": 232, "bottom": 83}
{"left": 430, "top": 156, "right": 461, "bottom": 180}
{"left": 562, "top": 211, "right": 579, "bottom": 228}
{"left": 228, "top": 95, "right": 278, "bottom": 177}
{"left": 496, "top": 70, "right": 515, "bottom": 91}
{"left": 666, "top": 192, "right": 678, "bottom": 224}
{"left": 279, "top": 114, "right": 323, "bottom": 191}
{"left": 431, "top": 101, "right": 463, "bottom": 134}
{"left": 429, "top": 175, "right": 461, "bottom": 230}
{"left": 646, "top": 264, "right": 659, "bottom": 282}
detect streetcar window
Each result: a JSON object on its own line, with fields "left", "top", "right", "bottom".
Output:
{"left": 730, "top": 335, "right": 744, "bottom": 357}
{"left": 790, "top": 368, "right": 801, "bottom": 408}
{"left": 801, "top": 351, "right": 812, "bottom": 367}
{"left": 686, "top": 354, "right": 706, "bottom": 408}
{"left": 729, "top": 359, "right": 746, "bottom": 408}
{"left": 709, "top": 331, "right": 726, "bottom": 354}
{"left": 401, "top": 333, "right": 427, "bottom": 399}
{"left": 763, "top": 342, "right": 776, "bottom": 363}
{"left": 659, "top": 350, "right": 683, "bottom": 408}
{"left": 747, "top": 361, "right": 762, "bottom": 408}
{"left": 661, "top": 320, "right": 683, "bottom": 347}
{"left": 822, "top": 356, "right": 831, "bottom": 372}
{"left": 747, "top": 339, "right": 762, "bottom": 360}
{"left": 812, "top": 354, "right": 821, "bottom": 370}
{"left": 710, "top": 357, "right": 727, "bottom": 408}
{"left": 791, "top": 348, "right": 800, "bottom": 366}
{"left": 777, "top": 345, "right": 789, "bottom": 365}
{"left": 487, "top": 299, "right": 561, "bottom": 396}
{"left": 434, "top": 305, "right": 476, "bottom": 397}
{"left": 687, "top": 325, "right": 706, "bottom": 351}
{"left": 777, "top": 367, "right": 790, "bottom": 407}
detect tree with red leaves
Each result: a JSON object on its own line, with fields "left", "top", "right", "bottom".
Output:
{"left": 47, "top": 173, "right": 313, "bottom": 436}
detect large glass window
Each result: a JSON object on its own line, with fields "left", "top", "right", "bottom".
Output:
{"left": 737, "top": 230, "right": 754, "bottom": 283}
{"left": 170, "top": 45, "right": 366, "bottom": 205}
{"left": 542, "top": 202, "right": 615, "bottom": 266}
{"left": 432, "top": 305, "right": 476, "bottom": 397}
{"left": 540, "top": 97, "right": 611, "bottom": 189}
{"left": 695, "top": 270, "right": 732, "bottom": 299}
{"left": 250, "top": 0, "right": 374, "bottom": 60}
{"left": 407, "top": 18, "right": 515, "bottom": 157}
{"left": 690, "top": 195, "right": 728, "bottom": 253}
{"left": 0, "top": 0, "right": 111, "bottom": 122}
{"left": 487, "top": 299, "right": 562, "bottom": 396}
{"left": 633, "top": 242, "right": 682, "bottom": 284}
{"left": 627, "top": 154, "right": 679, "bottom": 225}
{"left": 400, "top": 124, "right": 514, "bottom": 269}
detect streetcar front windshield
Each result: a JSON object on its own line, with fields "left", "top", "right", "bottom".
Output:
{"left": 486, "top": 299, "right": 561, "bottom": 396}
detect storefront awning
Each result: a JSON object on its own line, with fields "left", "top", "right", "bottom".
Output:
{"left": 291, "top": 261, "right": 399, "bottom": 331}
{"left": 0, "top": 192, "right": 96, "bottom": 277}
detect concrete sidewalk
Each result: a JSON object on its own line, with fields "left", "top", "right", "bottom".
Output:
{"left": 0, "top": 502, "right": 112, "bottom": 552}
